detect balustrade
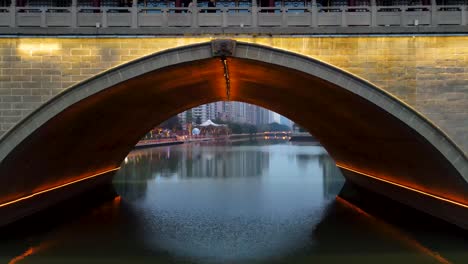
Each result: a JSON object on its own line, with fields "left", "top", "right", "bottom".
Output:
{"left": 0, "top": 0, "right": 465, "bottom": 28}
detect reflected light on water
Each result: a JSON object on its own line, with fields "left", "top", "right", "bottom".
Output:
{"left": 0, "top": 167, "right": 120, "bottom": 209}
{"left": 8, "top": 241, "right": 53, "bottom": 264}
{"left": 336, "top": 197, "right": 451, "bottom": 264}
{"left": 3, "top": 142, "right": 465, "bottom": 264}
{"left": 336, "top": 164, "right": 468, "bottom": 209}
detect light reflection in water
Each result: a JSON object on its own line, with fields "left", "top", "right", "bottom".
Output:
{"left": 2, "top": 141, "right": 465, "bottom": 264}
{"left": 113, "top": 142, "right": 342, "bottom": 263}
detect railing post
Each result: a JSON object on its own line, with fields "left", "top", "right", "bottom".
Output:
{"left": 251, "top": 0, "right": 257, "bottom": 27}
{"left": 163, "top": 8, "right": 168, "bottom": 27}
{"left": 222, "top": 7, "right": 228, "bottom": 27}
{"left": 191, "top": 0, "right": 198, "bottom": 28}
{"left": 370, "top": 0, "right": 377, "bottom": 27}
{"left": 102, "top": 7, "right": 107, "bottom": 28}
{"left": 311, "top": 0, "right": 318, "bottom": 27}
{"left": 9, "top": 0, "right": 16, "bottom": 28}
{"left": 341, "top": 6, "right": 346, "bottom": 27}
{"left": 400, "top": 6, "right": 406, "bottom": 26}
{"left": 71, "top": 0, "right": 77, "bottom": 28}
{"left": 430, "top": 0, "right": 437, "bottom": 26}
{"left": 131, "top": 0, "right": 138, "bottom": 28}
{"left": 282, "top": 7, "right": 287, "bottom": 27}
{"left": 40, "top": 7, "right": 46, "bottom": 28}
{"left": 462, "top": 6, "right": 467, "bottom": 25}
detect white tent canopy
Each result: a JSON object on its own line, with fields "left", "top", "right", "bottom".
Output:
{"left": 199, "top": 120, "right": 226, "bottom": 127}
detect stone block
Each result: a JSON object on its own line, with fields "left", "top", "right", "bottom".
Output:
{"left": 12, "top": 102, "right": 42, "bottom": 110}
{"left": 2, "top": 69, "right": 20, "bottom": 75}
{"left": 12, "top": 89, "right": 32, "bottom": 96}
{"left": 0, "top": 116, "right": 22, "bottom": 123}
{"left": 1, "top": 123, "right": 13, "bottom": 131}
{"left": 234, "top": 45, "right": 249, "bottom": 58}
{"left": 0, "top": 103, "right": 11, "bottom": 110}
{"left": 41, "top": 69, "right": 62, "bottom": 76}
{"left": 0, "top": 88, "right": 11, "bottom": 96}
{"left": 11, "top": 75, "right": 31, "bottom": 82}
{"left": 71, "top": 49, "right": 91, "bottom": 56}
{"left": 1, "top": 110, "right": 21, "bottom": 116}
{"left": 22, "top": 96, "right": 42, "bottom": 103}
{"left": 0, "top": 76, "right": 11, "bottom": 82}
{"left": 2, "top": 96, "right": 22, "bottom": 103}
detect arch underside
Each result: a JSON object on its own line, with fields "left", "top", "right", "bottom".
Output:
{"left": 0, "top": 42, "right": 466, "bottom": 228}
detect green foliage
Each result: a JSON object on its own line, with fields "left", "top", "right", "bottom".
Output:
{"left": 268, "top": 122, "right": 291, "bottom": 132}
{"left": 293, "top": 123, "right": 307, "bottom": 132}
{"left": 159, "top": 115, "right": 182, "bottom": 131}
{"left": 212, "top": 118, "right": 257, "bottom": 135}
{"left": 195, "top": 115, "right": 202, "bottom": 125}
{"left": 259, "top": 122, "right": 291, "bottom": 132}
{"left": 186, "top": 111, "right": 193, "bottom": 124}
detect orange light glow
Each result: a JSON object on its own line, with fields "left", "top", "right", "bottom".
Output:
{"left": 335, "top": 196, "right": 451, "bottom": 264}
{"left": 336, "top": 164, "right": 468, "bottom": 209}
{"left": 8, "top": 247, "right": 34, "bottom": 264}
{"left": 8, "top": 241, "right": 54, "bottom": 264}
{"left": 0, "top": 167, "right": 120, "bottom": 209}
{"left": 113, "top": 196, "right": 121, "bottom": 205}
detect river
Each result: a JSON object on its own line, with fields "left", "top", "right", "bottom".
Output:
{"left": 1, "top": 140, "right": 466, "bottom": 264}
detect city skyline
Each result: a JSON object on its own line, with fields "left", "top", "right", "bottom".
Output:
{"left": 178, "top": 101, "right": 293, "bottom": 128}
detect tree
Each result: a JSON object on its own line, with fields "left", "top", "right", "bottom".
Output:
{"left": 186, "top": 111, "right": 193, "bottom": 125}
{"left": 268, "top": 122, "right": 291, "bottom": 132}
{"left": 259, "top": 122, "right": 291, "bottom": 132}
{"left": 195, "top": 115, "right": 202, "bottom": 125}
{"left": 229, "top": 123, "right": 242, "bottom": 134}
{"left": 245, "top": 124, "right": 257, "bottom": 134}
{"left": 159, "top": 115, "right": 181, "bottom": 131}
{"left": 293, "top": 123, "right": 307, "bottom": 132}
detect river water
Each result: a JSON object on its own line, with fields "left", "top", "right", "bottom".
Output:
{"left": 1, "top": 140, "right": 466, "bottom": 264}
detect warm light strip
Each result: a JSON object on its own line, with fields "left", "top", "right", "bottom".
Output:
{"left": 0, "top": 167, "right": 120, "bottom": 209}
{"left": 335, "top": 196, "right": 452, "bottom": 264}
{"left": 336, "top": 164, "right": 468, "bottom": 209}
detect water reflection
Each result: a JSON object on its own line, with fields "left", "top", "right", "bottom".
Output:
{"left": 112, "top": 141, "right": 346, "bottom": 263}
{"left": 119, "top": 143, "right": 271, "bottom": 180}
{"left": 115, "top": 143, "right": 272, "bottom": 202}
{"left": 319, "top": 155, "right": 345, "bottom": 200}
{"left": 3, "top": 141, "right": 463, "bottom": 264}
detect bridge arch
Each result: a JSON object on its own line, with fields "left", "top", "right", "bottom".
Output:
{"left": 0, "top": 40, "right": 466, "bottom": 228}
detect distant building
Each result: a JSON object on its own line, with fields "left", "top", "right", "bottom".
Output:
{"left": 255, "top": 107, "right": 270, "bottom": 125}
{"left": 177, "top": 101, "right": 278, "bottom": 128}
{"left": 280, "top": 115, "right": 293, "bottom": 128}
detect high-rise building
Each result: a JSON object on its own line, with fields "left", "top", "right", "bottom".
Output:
{"left": 191, "top": 105, "right": 208, "bottom": 123}
{"left": 255, "top": 107, "right": 270, "bottom": 125}
{"left": 245, "top": 103, "right": 257, "bottom": 125}
{"left": 177, "top": 101, "right": 280, "bottom": 128}
{"left": 279, "top": 115, "right": 293, "bottom": 128}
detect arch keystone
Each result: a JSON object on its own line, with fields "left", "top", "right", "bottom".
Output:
{"left": 211, "top": 39, "right": 237, "bottom": 57}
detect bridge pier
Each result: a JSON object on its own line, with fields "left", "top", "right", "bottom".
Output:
{"left": 340, "top": 167, "right": 468, "bottom": 230}
{"left": 0, "top": 169, "right": 117, "bottom": 228}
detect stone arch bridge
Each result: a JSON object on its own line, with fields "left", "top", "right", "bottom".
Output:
{"left": 0, "top": 36, "right": 466, "bottom": 229}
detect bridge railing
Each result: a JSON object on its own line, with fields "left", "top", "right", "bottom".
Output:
{"left": 0, "top": 4, "right": 466, "bottom": 28}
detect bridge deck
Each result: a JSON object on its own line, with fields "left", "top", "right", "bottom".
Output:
{"left": 0, "top": 4, "right": 467, "bottom": 34}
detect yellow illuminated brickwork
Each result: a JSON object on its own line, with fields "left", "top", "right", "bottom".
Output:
{"left": 0, "top": 36, "right": 467, "bottom": 153}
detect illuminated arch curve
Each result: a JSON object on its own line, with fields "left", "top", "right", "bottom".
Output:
{"left": 0, "top": 40, "right": 466, "bottom": 228}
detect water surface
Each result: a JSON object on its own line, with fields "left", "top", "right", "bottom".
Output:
{"left": 1, "top": 140, "right": 466, "bottom": 264}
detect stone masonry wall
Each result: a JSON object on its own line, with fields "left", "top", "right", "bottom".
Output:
{"left": 0, "top": 36, "right": 466, "bottom": 154}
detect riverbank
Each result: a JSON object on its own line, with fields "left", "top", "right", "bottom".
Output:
{"left": 289, "top": 133, "right": 316, "bottom": 142}
{"left": 135, "top": 133, "right": 295, "bottom": 149}
{"left": 134, "top": 139, "right": 184, "bottom": 149}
